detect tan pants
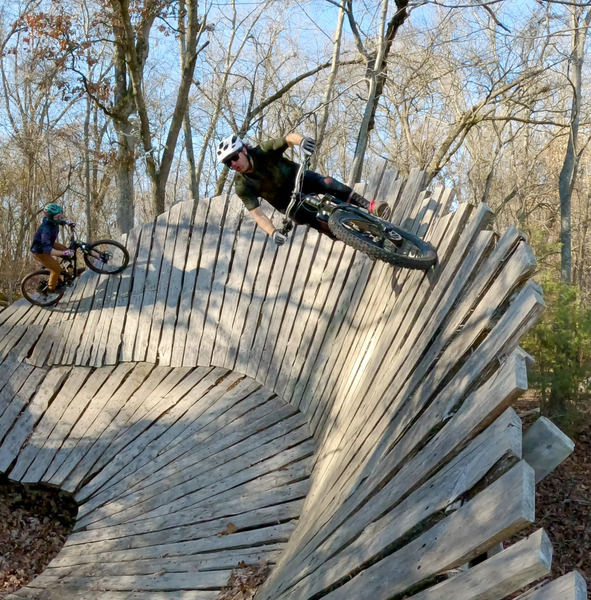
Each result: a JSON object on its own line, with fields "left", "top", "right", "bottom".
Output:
{"left": 32, "top": 243, "right": 67, "bottom": 291}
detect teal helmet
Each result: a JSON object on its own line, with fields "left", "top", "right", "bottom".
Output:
{"left": 44, "top": 203, "right": 63, "bottom": 219}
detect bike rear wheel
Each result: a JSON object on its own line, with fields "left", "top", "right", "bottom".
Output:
{"left": 328, "top": 210, "right": 437, "bottom": 269}
{"left": 83, "top": 240, "right": 129, "bottom": 274}
{"left": 21, "top": 270, "right": 65, "bottom": 306}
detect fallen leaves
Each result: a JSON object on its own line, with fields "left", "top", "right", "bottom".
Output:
{"left": 217, "top": 562, "right": 271, "bottom": 600}
{"left": 0, "top": 476, "right": 77, "bottom": 599}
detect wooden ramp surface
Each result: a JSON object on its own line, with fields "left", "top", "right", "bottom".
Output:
{"left": 0, "top": 168, "right": 584, "bottom": 599}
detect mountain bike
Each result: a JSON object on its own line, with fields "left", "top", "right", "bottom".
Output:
{"left": 21, "top": 223, "right": 130, "bottom": 307}
{"left": 278, "top": 154, "right": 437, "bottom": 270}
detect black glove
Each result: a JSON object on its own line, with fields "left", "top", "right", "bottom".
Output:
{"left": 301, "top": 137, "right": 316, "bottom": 156}
{"left": 272, "top": 230, "right": 288, "bottom": 246}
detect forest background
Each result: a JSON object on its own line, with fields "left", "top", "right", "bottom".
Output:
{"left": 0, "top": 0, "right": 589, "bottom": 430}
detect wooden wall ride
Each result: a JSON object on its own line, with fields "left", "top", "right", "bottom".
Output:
{"left": 0, "top": 167, "right": 584, "bottom": 599}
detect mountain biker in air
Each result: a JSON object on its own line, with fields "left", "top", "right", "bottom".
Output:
{"left": 216, "top": 132, "right": 391, "bottom": 245}
{"left": 30, "top": 203, "right": 75, "bottom": 292}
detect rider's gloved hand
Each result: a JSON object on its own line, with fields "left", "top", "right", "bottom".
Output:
{"left": 272, "top": 230, "right": 287, "bottom": 246}
{"left": 62, "top": 249, "right": 74, "bottom": 258}
{"left": 66, "top": 221, "right": 76, "bottom": 227}
{"left": 301, "top": 137, "right": 316, "bottom": 156}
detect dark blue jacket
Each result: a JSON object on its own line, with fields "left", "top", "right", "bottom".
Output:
{"left": 31, "top": 218, "right": 63, "bottom": 254}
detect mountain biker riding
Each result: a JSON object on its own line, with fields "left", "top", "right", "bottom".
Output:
{"left": 217, "top": 132, "right": 391, "bottom": 245}
{"left": 30, "top": 203, "right": 75, "bottom": 292}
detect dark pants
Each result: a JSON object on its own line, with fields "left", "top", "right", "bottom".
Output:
{"left": 291, "top": 170, "right": 360, "bottom": 233}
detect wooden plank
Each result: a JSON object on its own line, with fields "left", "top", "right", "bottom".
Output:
{"left": 0, "top": 367, "right": 47, "bottom": 449}
{"left": 232, "top": 221, "right": 283, "bottom": 375}
{"left": 316, "top": 461, "right": 535, "bottom": 600}
{"left": 0, "top": 362, "right": 36, "bottom": 420}
{"left": 309, "top": 203, "right": 457, "bottom": 452}
{"left": 79, "top": 394, "right": 300, "bottom": 521}
{"left": 74, "top": 273, "right": 110, "bottom": 365}
{"left": 274, "top": 235, "right": 340, "bottom": 396}
{"left": 211, "top": 204, "right": 256, "bottom": 367}
{"left": 105, "top": 225, "right": 142, "bottom": 364}
{"left": 0, "top": 367, "right": 69, "bottom": 473}
{"left": 70, "top": 498, "right": 305, "bottom": 550}
{"left": 222, "top": 221, "right": 267, "bottom": 370}
{"left": 9, "top": 590, "right": 220, "bottom": 600}
{"left": 244, "top": 223, "right": 306, "bottom": 378}
{"left": 41, "top": 365, "right": 117, "bottom": 482}
{"left": 88, "top": 259, "right": 126, "bottom": 367}
{"left": 58, "top": 270, "right": 103, "bottom": 365}
{"left": 258, "top": 229, "right": 321, "bottom": 388}
{"left": 69, "top": 366, "right": 188, "bottom": 498}
{"left": 10, "top": 306, "right": 52, "bottom": 364}
{"left": 73, "top": 368, "right": 235, "bottom": 511}
{"left": 78, "top": 430, "right": 313, "bottom": 530}
{"left": 198, "top": 197, "right": 243, "bottom": 365}
{"left": 25, "top": 262, "right": 97, "bottom": 366}
{"left": 44, "top": 363, "right": 136, "bottom": 487}
{"left": 312, "top": 211, "right": 514, "bottom": 496}
{"left": 515, "top": 571, "right": 587, "bottom": 600}
{"left": 306, "top": 201, "right": 455, "bottom": 438}
{"left": 119, "top": 221, "right": 155, "bottom": 361}
{"left": 280, "top": 241, "right": 349, "bottom": 402}
{"left": 134, "top": 212, "right": 169, "bottom": 361}
{"left": 43, "top": 545, "right": 283, "bottom": 577}
{"left": 146, "top": 202, "right": 185, "bottom": 363}
{"left": 261, "top": 406, "right": 524, "bottom": 599}
{"left": 0, "top": 303, "right": 36, "bottom": 361}
{"left": 157, "top": 199, "right": 194, "bottom": 365}
{"left": 171, "top": 197, "right": 210, "bottom": 367}
{"left": 17, "top": 367, "right": 94, "bottom": 483}
{"left": 59, "top": 362, "right": 159, "bottom": 493}
{"left": 300, "top": 251, "right": 373, "bottom": 428}
{"left": 48, "top": 521, "right": 297, "bottom": 565}
{"left": 182, "top": 196, "right": 226, "bottom": 366}
{"left": 406, "top": 529, "right": 551, "bottom": 600}
{"left": 523, "top": 416, "right": 575, "bottom": 482}
{"left": 300, "top": 275, "right": 544, "bottom": 557}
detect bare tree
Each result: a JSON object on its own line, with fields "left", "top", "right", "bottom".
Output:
{"left": 558, "top": 5, "right": 591, "bottom": 283}
{"left": 108, "top": 0, "right": 207, "bottom": 217}
{"left": 346, "top": 0, "right": 409, "bottom": 185}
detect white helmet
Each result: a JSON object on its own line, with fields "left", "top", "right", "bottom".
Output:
{"left": 216, "top": 134, "right": 244, "bottom": 164}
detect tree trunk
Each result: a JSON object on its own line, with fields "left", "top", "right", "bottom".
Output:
{"left": 347, "top": 0, "right": 408, "bottom": 186}
{"left": 112, "top": 42, "right": 135, "bottom": 234}
{"left": 557, "top": 8, "right": 591, "bottom": 283}
{"left": 178, "top": 0, "right": 199, "bottom": 205}
{"left": 313, "top": 0, "right": 346, "bottom": 169}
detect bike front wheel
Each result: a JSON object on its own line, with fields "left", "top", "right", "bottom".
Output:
{"left": 83, "top": 240, "right": 129, "bottom": 274}
{"left": 21, "top": 270, "right": 65, "bottom": 307}
{"left": 327, "top": 210, "right": 437, "bottom": 270}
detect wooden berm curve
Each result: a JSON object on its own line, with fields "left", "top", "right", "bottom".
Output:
{"left": 0, "top": 166, "right": 585, "bottom": 599}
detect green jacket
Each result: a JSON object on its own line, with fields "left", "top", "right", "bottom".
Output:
{"left": 234, "top": 137, "right": 299, "bottom": 212}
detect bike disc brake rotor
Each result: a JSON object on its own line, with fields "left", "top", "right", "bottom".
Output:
{"left": 348, "top": 219, "right": 390, "bottom": 246}
{"left": 383, "top": 227, "right": 403, "bottom": 242}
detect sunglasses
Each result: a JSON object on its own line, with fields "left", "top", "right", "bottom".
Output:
{"left": 223, "top": 152, "right": 241, "bottom": 167}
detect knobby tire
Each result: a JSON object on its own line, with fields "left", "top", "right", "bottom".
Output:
{"left": 327, "top": 210, "right": 437, "bottom": 270}
{"left": 83, "top": 240, "right": 129, "bottom": 274}
{"left": 20, "top": 270, "right": 65, "bottom": 307}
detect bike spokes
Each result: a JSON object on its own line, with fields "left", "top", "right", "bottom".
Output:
{"left": 21, "top": 270, "right": 65, "bottom": 307}
{"left": 84, "top": 241, "right": 128, "bottom": 274}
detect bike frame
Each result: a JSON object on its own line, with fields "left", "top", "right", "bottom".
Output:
{"left": 279, "top": 152, "right": 394, "bottom": 238}
{"left": 60, "top": 225, "right": 101, "bottom": 282}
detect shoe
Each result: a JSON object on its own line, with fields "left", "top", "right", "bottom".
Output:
{"left": 48, "top": 280, "right": 67, "bottom": 293}
{"left": 349, "top": 192, "right": 391, "bottom": 220}
{"left": 369, "top": 200, "right": 391, "bottom": 220}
